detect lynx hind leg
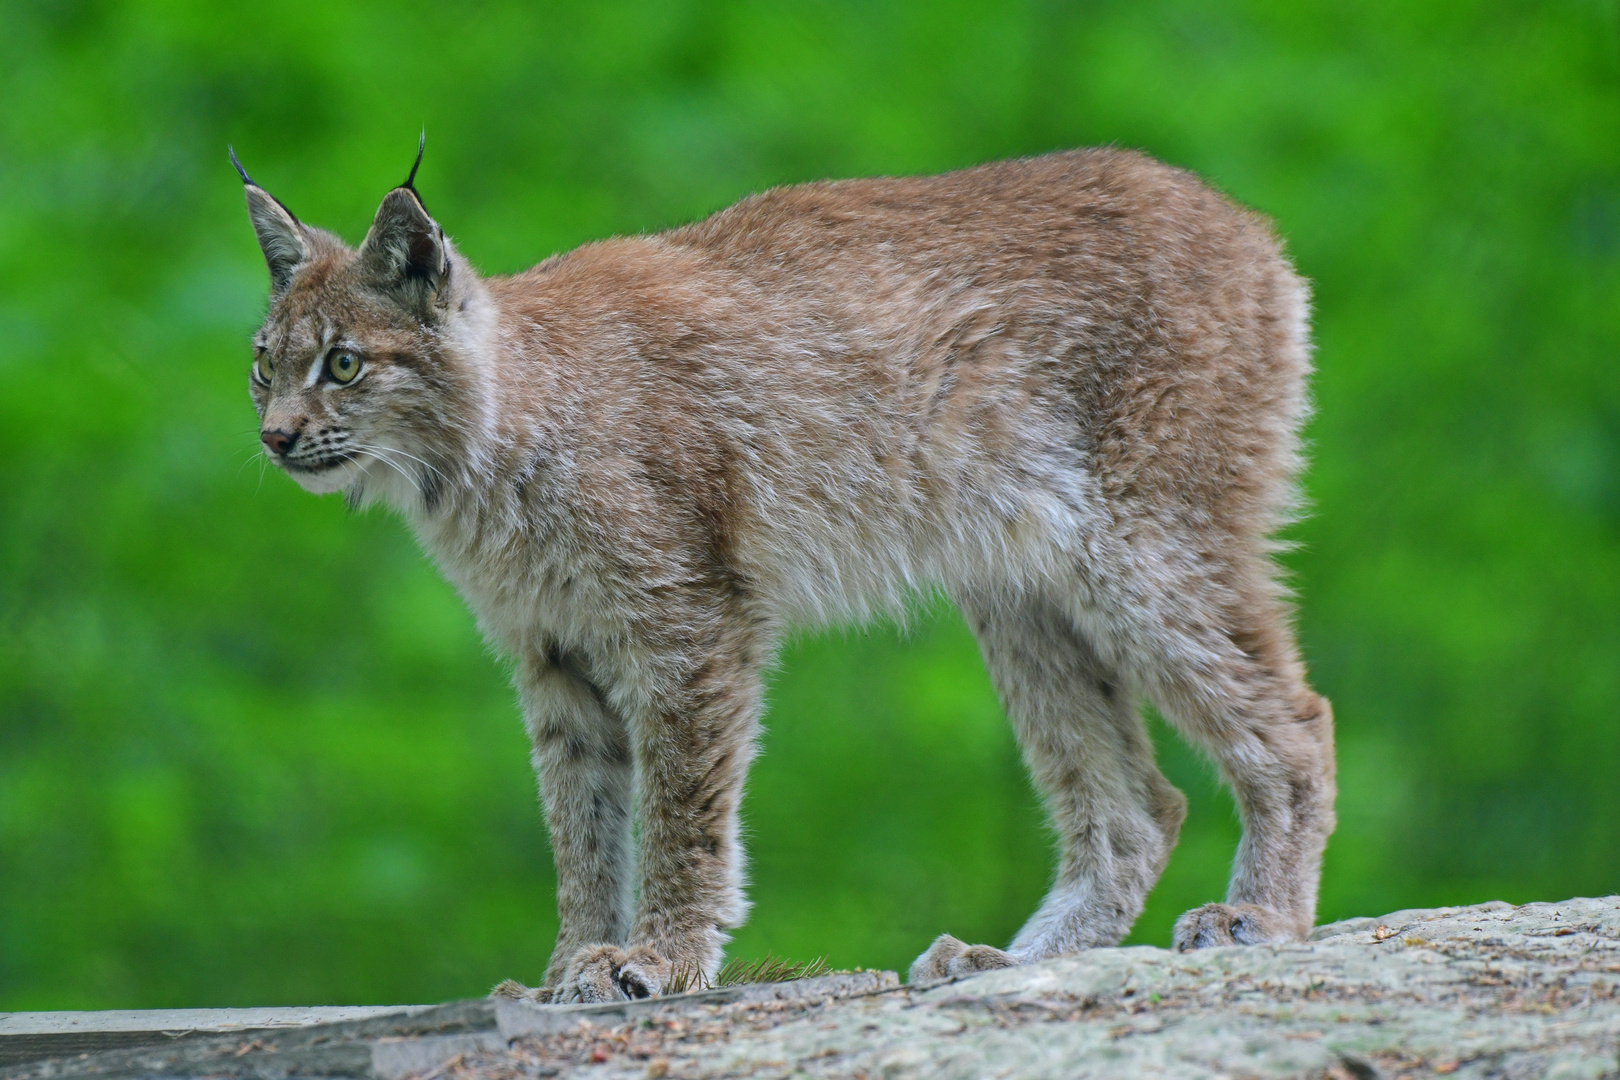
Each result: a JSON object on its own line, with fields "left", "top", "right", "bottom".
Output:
{"left": 1145, "top": 569, "right": 1336, "bottom": 951}
{"left": 910, "top": 598, "right": 1186, "bottom": 983}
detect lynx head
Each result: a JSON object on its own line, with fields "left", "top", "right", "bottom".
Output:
{"left": 236, "top": 139, "right": 487, "bottom": 508}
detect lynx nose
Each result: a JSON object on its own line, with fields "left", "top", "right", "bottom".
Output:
{"left": 261, "top": 428, "right": 298, "bottom": 455}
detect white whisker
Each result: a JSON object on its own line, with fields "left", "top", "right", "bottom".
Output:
{"left": 353, "top": 442, "right": 443, "bottom": 480}
{"left": 356, "top": 446, "right": 419, "bottom": 489}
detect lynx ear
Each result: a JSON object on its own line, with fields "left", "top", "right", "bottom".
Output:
{"left": 231, "top": 148, "right": 307, "bottom": 296}
{"left": 358, "top": 187, "right": 449, "bottom": 311}
{"left": 359, "top": 133, "right": 449, "bottom": 311}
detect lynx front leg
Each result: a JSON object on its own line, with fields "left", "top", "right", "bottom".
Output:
{"left": 520, "top": 646, "right": 636, "bottom": 998}
{"left": 912, "top": 597, "right": 1186, "bottom": 983}
{"left": 555, "top": 613, "right": 765, "bottom": 1002}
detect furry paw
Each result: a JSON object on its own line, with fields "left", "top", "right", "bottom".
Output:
{"left": 554, "top": 944, "right": 673, "bottom": 1003}
{"left": 908, "top": 934, "right": 1020, "bottom": 984}
{"left": 489, "top": 978, "right": 550, "bottom": 1003}
{"left": 1172, "top": 903, "right": 1299, "bottom": 951}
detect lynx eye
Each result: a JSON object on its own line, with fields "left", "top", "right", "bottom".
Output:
{"left": 253, "top": 352, "right": 273, "bottom": 385}
{"left": 327, "top": 350, "right": 361, "bottom": 384}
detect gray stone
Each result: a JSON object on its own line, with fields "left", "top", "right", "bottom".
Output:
{"left": 5, "top": 899, "right": 1618, "bottom": 1079}
{"left": 0, "top": 999, "right": 498, "bottom": 1079}
{"left": 371, "top": 1033, "right": 508, "bottom": 1080}
{"left": 474, "top": 897, "right": 1620, "bottom": 1079}
{"left": 0, "top": 1007, "right": 419, "bottom": 1068}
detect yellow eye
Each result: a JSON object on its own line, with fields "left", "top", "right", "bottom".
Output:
{"left": 255, "top": 353, "right": 273, "bottom": 384}
{"left": 328, "top": 350, "right": 361, "bottom": 384}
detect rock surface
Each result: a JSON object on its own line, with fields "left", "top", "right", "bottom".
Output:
{"left": 4, "top": 897, "right": 1618, "bottom": 1079}
{"left": 459, "top": 898, "right": 1620, "bottom": 1080}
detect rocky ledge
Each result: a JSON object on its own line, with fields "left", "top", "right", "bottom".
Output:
{"left": 4, "top": 897, "right": 1618, "bottom": 1079}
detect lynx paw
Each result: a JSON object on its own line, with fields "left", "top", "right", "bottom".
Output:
{"left": 1172, "top": 903, "right": 1299, "bottom": 951}
{"left": 908, "top": 934, "right": 1020, "bottom": 984}
{"left": 555, "top": 944, "right": 672, "bottom": 1003}
{"left": 489, "top": 978, "right": 550, "bottom": 1003}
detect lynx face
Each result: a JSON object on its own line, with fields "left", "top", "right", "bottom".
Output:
{"left": 249, "top": 259, "right": 447, "bottom": 497}
{"left": 238, "top": 154, "right": 464, "bottom": 502}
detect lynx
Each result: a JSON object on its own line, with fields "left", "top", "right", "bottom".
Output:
{"left": 235, "top": 140, "right": 1335, "bottom": 1002}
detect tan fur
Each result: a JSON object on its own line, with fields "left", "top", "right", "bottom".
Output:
{"left": 238, "top": 147, "right": 1335, "bottom": 1001}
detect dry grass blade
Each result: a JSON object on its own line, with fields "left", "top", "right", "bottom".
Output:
{"left": 662, "top": 952, "right": 831, "bottom": 995}
{"left": 663, "top": 962, "right": 706, "bottom": 995}
{"left": 715, "top": 952, "right": 831, "bottom": 986}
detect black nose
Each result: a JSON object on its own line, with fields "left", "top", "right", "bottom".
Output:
{"left": 261, "top": 428, "right": 297, "bottom": 455}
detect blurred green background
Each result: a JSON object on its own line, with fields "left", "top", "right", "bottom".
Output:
{"left": 2, "top": 0, "right": 1617, "bottom": 1009}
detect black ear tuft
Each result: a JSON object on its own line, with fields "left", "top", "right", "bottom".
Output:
{"left": 358, "top": 186, "right": 449, "bottom": 312}
{"left": 233, "top": 150, "right": 307, "bottom": 295}
{"left": 403, "top": 129, "right": 426, "bottom": 192}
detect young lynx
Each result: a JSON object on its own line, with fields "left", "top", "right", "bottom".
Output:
{"left": 236, "top": 141, "right": 1334, "bottom": 1002}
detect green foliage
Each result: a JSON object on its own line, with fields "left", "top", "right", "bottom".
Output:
{"left": 1, "top": 0, "right": 1616, "bottom": 1009}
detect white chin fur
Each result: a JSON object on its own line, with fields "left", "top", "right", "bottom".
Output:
{"left": 283, "top": 460, "right": 356, "bottom": 495}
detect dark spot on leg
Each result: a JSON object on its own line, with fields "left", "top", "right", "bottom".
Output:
{"left": 536, "top": 724, "right": 592, "bottom": 764}
{"left": 543, "top": 642, "right": 611, "bottom": 713}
